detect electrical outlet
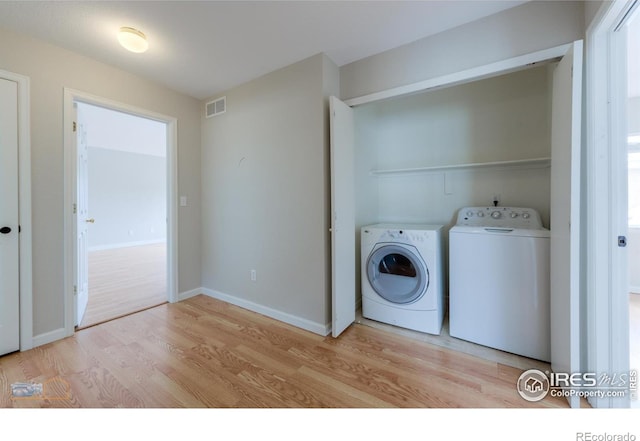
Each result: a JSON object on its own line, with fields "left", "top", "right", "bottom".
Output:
{"left": 250, "top": 269, "right": 256, "bottom": 282}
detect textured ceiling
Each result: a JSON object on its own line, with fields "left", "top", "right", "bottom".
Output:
{"left": 0, "top": 1, "right": 527, "bottom": 100}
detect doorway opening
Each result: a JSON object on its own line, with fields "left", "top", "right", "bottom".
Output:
{"left": 75, "top": 102, "right": 168, "bottom": 329}
{"left": 63, "top": 88, "right": 178, "bottom": 337}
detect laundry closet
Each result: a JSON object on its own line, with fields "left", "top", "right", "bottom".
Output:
{"left": 350, "top": 63, "right": 555, "bottom": 297}
{"left": 330, "top": 40, "right": 582, "bottom": 406}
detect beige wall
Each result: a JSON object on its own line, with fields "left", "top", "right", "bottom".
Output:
{"left": 0, "top": 27, "right": 201, "bottom": 338}
{"left": 0, "top": 1, "right": 591, "bottom": 342}
{"left": 585, "top": 1, "right": 610, "bottom": 30}
{"left": 340, "top": 1, "right": 585, "bottom": 100}
{"left": 201, "top": 54, "right": 339, "bottom": 332}
{"left": 353, "top": 65, "right": 553, "bottom": 299}
{"left": 355, "top": 64, "right": 553, "bottom": 228}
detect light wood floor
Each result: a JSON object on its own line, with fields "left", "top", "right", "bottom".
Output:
{"left": 79, "top": 243, "right": 167, "bottom": 329}
{"left": 0, "top": 295, "right": 569, "bottom": 408}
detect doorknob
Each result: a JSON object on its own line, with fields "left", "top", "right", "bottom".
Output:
{"left": 85, "top": 218, "right": 95, "bottom": 223}
{"left": 0, "top": 226, "right": 11, "bottom": 234}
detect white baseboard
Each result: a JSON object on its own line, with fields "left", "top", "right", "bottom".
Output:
{"left": 630, "top": 287, "right": 640, "bottom": 295}
{"left": 88, "top": 239, "right": 166, "bottom": 252}
{"left": 29, "top": 289, "right": 331, "bottom": 350}
{"left": 178, "top": 288, "right": 202, "bottom": 301}
{"left": 31, "top": 327, "right": 67, "bottom": 349}
{"left": 200, "top": 288, "right": 330, "bottom": 336}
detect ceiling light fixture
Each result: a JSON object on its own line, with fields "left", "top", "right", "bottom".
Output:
{"left": 118, "top": 27, "right": 148, "bottom": 53}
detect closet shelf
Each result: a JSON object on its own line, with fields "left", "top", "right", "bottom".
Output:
{"left": 370, "top": 157, "right": 551, "bottom": 176}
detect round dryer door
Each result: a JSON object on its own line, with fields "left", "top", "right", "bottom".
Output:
{"left": 366, "top": 244, "right": 428, "bottom": 304}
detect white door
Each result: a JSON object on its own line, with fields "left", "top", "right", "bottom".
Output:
{"left": 330, "top": 96, "right": 356, "bottom": 337}
{"left": 0, "top": 77, "right": 20, "bottom": 355}
{"left": 550, "top": 40, "right": 583, "bottom": 408}
{"left": 76, "top": 113, "right": 89, "bottom": 326}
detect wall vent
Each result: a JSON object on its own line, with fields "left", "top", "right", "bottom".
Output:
{"left": 205, "top": 96, "right": 226, "bottom": 118}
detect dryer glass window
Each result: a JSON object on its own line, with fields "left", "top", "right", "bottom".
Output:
{"left": 367, "top": 245, "right": 428, "bottom": 304}
{"left": 379, "top": 254, "right": 417, "bottom": 278}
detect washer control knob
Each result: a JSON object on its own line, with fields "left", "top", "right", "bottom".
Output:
{"left": 491, "top": 211, "right": 501, "bottom": 219}
{"left": 477, "top": 211, "right": 484, "bottom": 217}
{"left": 510, "top": 212, "right": 518, "bottom": 218}
{"left": 522, "top": 212, "right": 530, "bottom": 219}
{"left": 466, "top": 211, "right": 474, "bottom": 217}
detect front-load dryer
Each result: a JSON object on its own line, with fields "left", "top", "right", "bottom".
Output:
{"left": 361, "top": 224, "right": 444, "bottom": 334}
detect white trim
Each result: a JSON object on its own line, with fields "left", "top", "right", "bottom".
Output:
{"left": 88, "top": 239, "right": 166, "bottom": 252}
{"left": 0, "top": 69, "right": 33, "bottom": 352}
{"left": 629, "top": 286, "right": 640, "bottom": 295}
{"left": 344, "top": 44, "right": 570, "bottom": 107}
{"left": 32, "top": 328, "right": 67, "bottom": 348}
{"left": 201, "top": 288, "right": 331, "bottom": 336}
{"left": 609, "top": 9, "right": 631, "bottom": 408}
{"left": 178, "top": 288, "right": 202, "bottom": 301}
{"left": 585, "top": 0, "right": 634, "bottom": 408}
{"left": 63, "top": 88, "right": 179, "bottom": 338}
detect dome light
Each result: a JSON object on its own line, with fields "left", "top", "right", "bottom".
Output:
{"left": 118, "top": 27, "right": 148, "bottom": 53}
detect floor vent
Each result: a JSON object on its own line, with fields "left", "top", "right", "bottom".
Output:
{"left": 205, "top": 96, "right": 226, "bottom": 118}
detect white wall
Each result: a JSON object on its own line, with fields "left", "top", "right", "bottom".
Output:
{"left": 340, "top": 1, "right": 585, "bottom": 100}
{"left": 353, "top": 65, "right": 552, "bottom": 294}
{"left": 201, "top": 54, "right": 339, "bottom": 332}
{"left": 629, "top": 96, "right": 640, "bottom": 292}
{"left": 629, "top": 228, "right": 640, "bottom": 293}
{"left": 0, "top": 27, "right": 201, "bottom": 338}
{"left": 88, "top": 147, "right": 166, "bottom": 250}
{"left": 78, "top": 102, "right": 168, "bottom": 250}
{"left": 357, "top": 65, "right": 552, "bottom": 227}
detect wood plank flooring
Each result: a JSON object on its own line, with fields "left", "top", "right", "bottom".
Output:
{"left": 0, "top": 295, "right": 569, "bottom": 408}
{"left": 79, "top": 243, "right": 167, "bottom": 329}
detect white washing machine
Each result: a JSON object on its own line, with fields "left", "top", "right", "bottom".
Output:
{"left": 361, "top": 224, "right": 444, "bottom": 335}
{"left": 449, "top": 206, "right": 550, "bottom": 361}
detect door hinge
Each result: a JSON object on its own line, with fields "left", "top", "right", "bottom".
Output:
{"left": 73, "top": 285, "right": 77, "bottom": 295}
{"left": 73, "top": 203, "right": 77, "bottom": 214}
{"left": 618, "top": 236, "right": 627, "bottom": 247}
{"left": 73, "top": 121, "right": 77, "bottom": 132}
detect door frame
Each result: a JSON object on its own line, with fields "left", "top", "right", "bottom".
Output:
{"left": 585, "top": 0, "right": 637, "bottom": 408}
{"left": 63, "top": 88, "right": 178, "bottom": 337}
{"left": 0, "top": 69, "right": 33, "bottom": 351}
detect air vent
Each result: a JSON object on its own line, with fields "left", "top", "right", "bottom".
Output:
{"left": 205, "top": 96, "right": 226, "bottom": 118}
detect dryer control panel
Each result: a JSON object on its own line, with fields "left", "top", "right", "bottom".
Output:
{"left": 455, "top": 207, "right": 545, "bottom": 229}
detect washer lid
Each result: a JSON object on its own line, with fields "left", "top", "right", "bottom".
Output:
{"left": 449, "top": 225, "right": 550, "bottom": 238}
{"left": 366, "top": 244, "right": 428, "bottom": 304}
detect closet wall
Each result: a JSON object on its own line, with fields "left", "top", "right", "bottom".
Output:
{"left": 353, "top": 64, "right": 553, "bottom": 294}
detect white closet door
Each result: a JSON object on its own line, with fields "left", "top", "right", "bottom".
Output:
{"left": 0, "top": 77, "right": 20, "bottom": 356}
{"left": 330, "top": 96, "right": 356, "bottom": 337}
{"left": 550, "top": 40, "right": 583, "bottom": 408}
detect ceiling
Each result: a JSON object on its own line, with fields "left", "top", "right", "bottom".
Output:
{"left": 0, "top": 1, "right": 528, "bottom": 100}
